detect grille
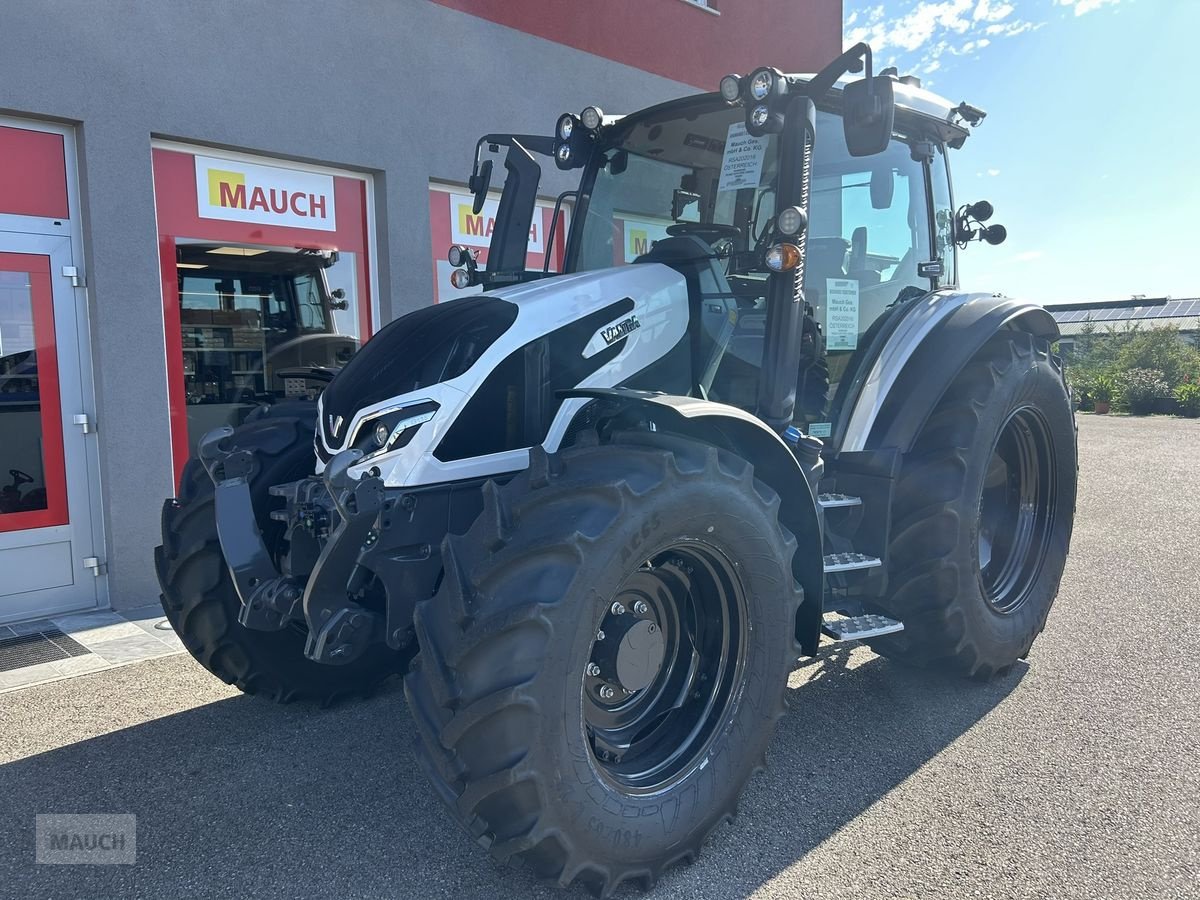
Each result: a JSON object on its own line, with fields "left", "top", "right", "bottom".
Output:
{"left": 0, "top": 626, "right": 91, "bottom": 673}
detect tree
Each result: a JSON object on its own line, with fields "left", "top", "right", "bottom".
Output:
{"left": 1115, "top": 325, "right": 1200, "bottom": 387}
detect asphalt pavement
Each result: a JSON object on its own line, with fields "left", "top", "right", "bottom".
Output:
{"left": 1, "top": 414, "right": 1197, "bottom": 899}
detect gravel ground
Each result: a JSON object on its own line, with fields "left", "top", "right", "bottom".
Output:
{"left": 1, "top": 414, "right": 1197, "bottom": 899}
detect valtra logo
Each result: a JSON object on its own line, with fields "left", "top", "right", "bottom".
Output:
{"left": 194, "top": 155, "right": 337, "bottom": 231}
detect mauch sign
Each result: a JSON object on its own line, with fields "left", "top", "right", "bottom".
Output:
{"left": 195, "top": 155, "right": 336, "bottom": 232}
{"left": 450, "top": 192, "right": 543, "bottom": 254}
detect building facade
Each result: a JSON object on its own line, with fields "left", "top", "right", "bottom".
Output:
{"left": 0, "top": 0, "right": 840, "bottom": 622}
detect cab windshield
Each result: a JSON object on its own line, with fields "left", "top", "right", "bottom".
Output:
{"left": 570, "top": 100, "right": 938, "bottom": 427}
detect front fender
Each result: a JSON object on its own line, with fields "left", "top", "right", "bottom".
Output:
{"left": 564, "top": 388, "right": 826, "bottom": 655}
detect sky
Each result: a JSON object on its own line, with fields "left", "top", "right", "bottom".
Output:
{"left": 842, "top": 0, "right": 1199, "bottom": 304}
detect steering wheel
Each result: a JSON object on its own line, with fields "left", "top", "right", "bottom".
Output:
{"left": 9, "top": 468, "right": 33, "bottom": 486}
{"left": 666, "top": 222, "right": 742, "bottom": 243}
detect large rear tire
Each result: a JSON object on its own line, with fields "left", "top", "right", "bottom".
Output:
{"left": 869, "top": 332, "right": 1076, "bottom": 678}
{"left": 404, "top": 433, "right": 803, "bottom": 896}
{"left": 155, "top": 404, "right": 404, "bottom": 703}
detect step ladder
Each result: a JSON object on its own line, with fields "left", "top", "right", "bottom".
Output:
{"left": 822, "top": 551, "right": 881, "bottom": 573}
{"left": 817, "top": 492, "right": 862, "bottom": 509}
{"left": 816, "top": 490, "right": 904, "bottom": 641}
{"left": 821, "top": 614, "right": 904, "bottom": 642}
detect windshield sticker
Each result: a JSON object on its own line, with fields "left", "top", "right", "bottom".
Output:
{"left": 826, "top": 278, "right": 860, "bottom": 351}
{"left": 809, "top": 422, "right": 832, "bottom": 438}
{"left": 717, "top": 123, "right": 769, "bottom": 192}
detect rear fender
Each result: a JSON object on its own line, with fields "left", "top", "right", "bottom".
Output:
{"left": 563, "top": 388, "right": 826, "bottom": 654}
{"left": 840, "top": 292, "right": 1059, "bottom": 454}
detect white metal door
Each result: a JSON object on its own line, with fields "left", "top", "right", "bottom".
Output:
{"left": 0, "top": 230, "right": 102, "bottom": 622}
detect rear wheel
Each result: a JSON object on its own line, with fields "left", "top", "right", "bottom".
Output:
{"left": 869, "top": 332, "right": 1077, "bottom": 678}
{"left": 155, "top": 404, "right": 404, "bottom": 703}
{"left": 404, "top": 432, "right": 804, "bottom": 896}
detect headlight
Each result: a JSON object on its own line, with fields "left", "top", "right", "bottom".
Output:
{"left": 556, "top": 143, "right": 572, "bottom": 164}
{"left": 719, "top": 74, "right": 742, "bottom": 103}
{"left": 580, "top": 106, "right": 603, "bottom": 130}
{"left": 750, "top": 105, "right": 770, "bottom": 128}
{"left": 749, "top": 69, "right": 775, "bottom": 101}
{"left": 353, "top": 401, "right": 440, "bottom": 461}
{"left": 557, "top": 113, "right": 576, "bottom": 141}
{"left": 776, "top": 206, "right": 807, "bottom": 237}
{"left": 765, "top": 243, "right": 801, "bottom": 273}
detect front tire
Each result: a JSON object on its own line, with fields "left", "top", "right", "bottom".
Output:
{"left": 870, "top": 332, "right": 1077, "bottom": 678}
{"left": 404, "top": 433, "right": 804, "bottom": 896}
{"left": 155, "top": 405, "right": 404, "bottom": 703}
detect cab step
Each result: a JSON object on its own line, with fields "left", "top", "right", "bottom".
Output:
{"left": 821, "top": 614, "right": 904, "bottom": 642}
{"left": 822, "top": 552, "right": 881, "bottom": 573}
{"left": 817, "top": 492, "right": 862, "bottom": 509}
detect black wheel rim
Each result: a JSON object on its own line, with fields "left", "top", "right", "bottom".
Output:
{"left": 582, "top": 541, "right": 748, "bottom": 795}
{"left": 977, "top": 406, "right": 1057, "bottom": 614}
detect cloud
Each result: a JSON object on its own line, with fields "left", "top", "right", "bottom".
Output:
{"left": 1015, "top": 251, "right": 1044, "bottom": 262}
{"left": 1056, "top": 0, "right": 1120, "bottom": 15}
{"left": 987, "top": 168, "right": 1001, "bottom": 176}
{"left": 844, "top": 0, "right": 1044, "bottom": 75}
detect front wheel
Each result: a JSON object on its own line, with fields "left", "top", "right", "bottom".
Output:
{"left": 404, "top": 433, "right": 804, "bottom": 896}
{"left": 870, "top": 332, "right": 1077, "bottom": 678}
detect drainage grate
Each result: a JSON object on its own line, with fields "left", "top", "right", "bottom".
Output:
{"left": 0, "top": 626, "right": 91, "bottom": 672}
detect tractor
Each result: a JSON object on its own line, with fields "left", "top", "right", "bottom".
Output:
{"left": 156, "top": 44, "right": 1076, "bottom": 896}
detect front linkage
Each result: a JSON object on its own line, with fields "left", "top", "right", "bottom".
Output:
{"left": 197, "top": 426, "right": 484, "bottom": 666}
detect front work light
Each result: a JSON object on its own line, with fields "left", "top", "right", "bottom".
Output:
{"left": 581, "top": 106, "right": 603, "bottom": 130}
{"left": 750, "top": 105, "right": 770, "bottom": 129}
{"left": 776, "top": 206, "right": 807, "bottom": 237}
{"left": 765, "top": 243, "right": 801, "bottom": 273}
{"left": 719, "top": 74, "right": 742, "bottom": 103}
{"left": 447, "top": 244, "right": 472, "bottom": 268}
{"left": 557, "top": 113, "right": 577, "bottom": 141}
{"left": 556, "top": 143, "right": 572, "bottom": 165}
{"left": 749, "top": 69, "right": 775, "bottom": 101}
{"left": 450, "top": 268, "right": 472, "bottom": 289}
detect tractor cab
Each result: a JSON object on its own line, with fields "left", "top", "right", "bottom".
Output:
{"left": 450, "top": 46, "right": 998, "bottom": 445}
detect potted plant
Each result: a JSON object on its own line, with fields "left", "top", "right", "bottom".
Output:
{"left": 1119, "top": 368, "right": 1169, "bottom": 416}
{"left": 1092, "top": 373, "right": 1114, "bottom": 414}
{"left": 1176, "top": 378, "right": 1200, "bottom": 418}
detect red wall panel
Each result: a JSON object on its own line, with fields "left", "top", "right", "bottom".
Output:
{"left": 0, "top": 126, "right": 69, "bottom": 219}
{"left": 429, "top": 0, "right": 842, "bottom": 89}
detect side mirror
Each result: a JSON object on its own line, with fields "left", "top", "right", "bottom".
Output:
{"left": 672, "top": 189, "right": 701, "bottom": 221}
{"left": 842, "top": 75, "right": 895, "bottom": 158}
{"left": 468, "top": 159, "right": 493, "bottom": 215}
{"left": 869, "top": 167, "right": 894, "bottom": 209}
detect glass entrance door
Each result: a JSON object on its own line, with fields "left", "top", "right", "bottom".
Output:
{"left": 0, "top": 233, "right": 100, "bottom": 622}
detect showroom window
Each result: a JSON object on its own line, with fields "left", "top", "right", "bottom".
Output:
{"left": 152, "top": 146, "right": 376, "bottom": 481}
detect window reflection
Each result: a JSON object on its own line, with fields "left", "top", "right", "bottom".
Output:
{"left": 176, "top": 241, "right": 361, "bottom": 455}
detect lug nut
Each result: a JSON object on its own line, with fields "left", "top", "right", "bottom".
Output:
{"left": 586, "top": 663, "right": 600, "bottom": 677}
{"left": 599, "top": 685, "right": 616, "bottom": 700}
{"left": 611, "top": 602, "right": 626, "bottom": 615}
{"left": 633, "top": 600, "right": 649, "bottom": 616}
{"left": 596, "top": 630, "right": 605, "bottom": 641}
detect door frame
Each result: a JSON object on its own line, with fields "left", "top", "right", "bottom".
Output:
{"left": 0, "top": 115, "right": 106, "bottom": 621}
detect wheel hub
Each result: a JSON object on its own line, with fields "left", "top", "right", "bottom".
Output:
{"left": 615, "top": 619, "right": 665, "bottom": 692}
{"left": 582, "top": 542, "right": 748, "bottom": 795}
{"left": 977, "top": 406, "right": 1057, "bottom": 614}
